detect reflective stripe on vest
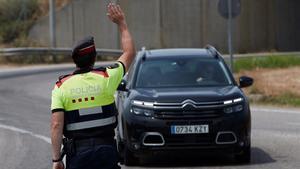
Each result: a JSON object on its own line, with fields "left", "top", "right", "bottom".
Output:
{"left": 63, "top": 103, "right": 118, "bottom": 138}
{"left": 79, "top": 106, "right": 103, "bottom": 116}
{"left": 66, "top": 116, "right": 116, "bottom": 131}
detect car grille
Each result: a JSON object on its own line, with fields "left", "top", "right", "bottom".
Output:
{"left": 154, "top": 110, "right": 221, "bottom": 119}
{"left": 153, "top": 100, "right": 224, "bottom": 119}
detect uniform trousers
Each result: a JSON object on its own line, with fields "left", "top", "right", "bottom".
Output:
{"left": 66, "top": 140, "right": 120, "bottom": 169}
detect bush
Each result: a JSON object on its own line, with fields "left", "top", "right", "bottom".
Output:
{"left": 0, "top": 0, "right": 39, "bottom": 43}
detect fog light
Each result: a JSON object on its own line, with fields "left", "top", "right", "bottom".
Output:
{"left": 144, "top": 112, "right": 152, "bottom": 116}
{"left": 130, "top": 108, "right": 143, "bottom": 115}
{"left": 224, "top": 107, "right": 233, "bottom": 114}
{"left": 131, "top": 107, "right": 154, "bottom": 117}
{"left": 224, "top": 105, "right": 243, "bottom": 114}
{"left": 234, "top": 105, "right": 243, "bottom": 112}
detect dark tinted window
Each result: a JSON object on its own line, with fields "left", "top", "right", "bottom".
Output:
{"left": 136, "top": 56, "right": 232, "bottom": 88}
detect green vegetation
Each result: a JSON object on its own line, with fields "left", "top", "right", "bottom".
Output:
{"left": 233, "top": 53, "right": 300, "bottom": 107}
{"left": 271, "top": 93, "right": 300, "bottom": 107}
{"left": 234, "top": 55, "right": 300, "bottom": 72}
{"left": 253, "top": 93, "right": 300, "bottom": 107}
{"left": 0, "top": 0, "right": 39, "bottom": 44}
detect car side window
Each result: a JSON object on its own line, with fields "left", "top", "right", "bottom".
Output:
{"left": 126, "top": 57, "right": 138, "bottom": 88}
{"left": 127, "top": 66, "right": 134, "bottom": 81}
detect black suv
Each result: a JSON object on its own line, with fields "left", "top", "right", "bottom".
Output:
{"left": 116, "top": 46, "right": 253, "bottom": 165}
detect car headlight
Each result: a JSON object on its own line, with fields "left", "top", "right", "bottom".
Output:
{"left": 130, "top": 107, "right": 154, "bottom": 117}
{"left": 224, "top": 104, "right": 243, "bottom": 114}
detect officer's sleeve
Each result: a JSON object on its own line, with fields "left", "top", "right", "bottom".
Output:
{"left": 106, "top": 61, "right": 125, "bottom": 94}
{"left": 51, "top": 85, "right": 64, "bottom": 113}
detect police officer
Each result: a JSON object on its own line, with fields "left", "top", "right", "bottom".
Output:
{"left": 51, "top": 3, "right": 135, "bottom": 169}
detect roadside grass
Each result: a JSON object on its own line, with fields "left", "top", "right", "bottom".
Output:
{"left": 263, "top": 93, "right": 300, "bottom": 107}
{"left": 234, "top": 54, "right": 300, "bottom": 107}
{"left": 249, "top": 93, "right": 300, "bottom": 108}
{"left": 234, "top": 55, "right": 300, "bottom": 73}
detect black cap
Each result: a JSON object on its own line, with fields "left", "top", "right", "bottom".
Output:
{"left": 72, "top": 36, "right": 96, "bottom": 68}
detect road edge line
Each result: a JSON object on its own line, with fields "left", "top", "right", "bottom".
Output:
{"left": 0, "top": 123, "right": 51, "bottom": 144}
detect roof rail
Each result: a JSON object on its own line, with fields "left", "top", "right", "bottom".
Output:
{"left": 205, "top": 45, "right": 220, "bottom": 58}
{"left": 141, "top": 46, "right": 147, "bottom": 61}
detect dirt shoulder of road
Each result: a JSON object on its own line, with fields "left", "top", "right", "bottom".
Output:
{"left": 0, "top": 61, "right": 113, "bottom": 71}
{"left": 0, "top": 64, "right": 20, "bottom": 67}
{"left": 236, "top": 66, "right": 300, "bottom": 107}
{"left": 0, "top": 63, "right": 48, "bottom": 70}
{"left": 0, "top": 64, "right": 24, "bottom": 69}
{"left": 236, "top": 66, "right": 300, "bottom": 97}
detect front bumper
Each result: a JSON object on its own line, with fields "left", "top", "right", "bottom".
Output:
{"left": 122, "top": 110, "right": 251, "bottom": 155}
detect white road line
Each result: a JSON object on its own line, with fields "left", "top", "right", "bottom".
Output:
{"left": 252, "top": 107, "right": 300, "bottom": 115}
{"left": 0, "top": 124, "right": 51, "bottom": 144}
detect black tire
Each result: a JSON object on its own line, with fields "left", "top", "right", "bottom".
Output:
{"left": 235, "top": 146, "right": 251, "bottom": 164}
{"left": 124, "top": 146, "right": 139, "bottom": 166}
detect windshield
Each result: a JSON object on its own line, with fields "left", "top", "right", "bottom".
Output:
{"left": 135, "top": 56, "right": 232, "bottom": 88}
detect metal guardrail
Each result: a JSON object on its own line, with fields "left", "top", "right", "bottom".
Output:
{"left": 0, "top": 47, "right": 300, "bottom": 58}
{"left": 0, "top": 48, "right": 123, "bottom": 57}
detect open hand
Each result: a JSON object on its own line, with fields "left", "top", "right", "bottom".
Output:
{"left": 107, "top": 3, "right": 125, "bottom": 25}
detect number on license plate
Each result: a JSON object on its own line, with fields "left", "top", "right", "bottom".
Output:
{"left": 171, "top": 125, "right": 209, "bottom": 134}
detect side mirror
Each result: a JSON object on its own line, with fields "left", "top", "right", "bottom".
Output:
{"left": 239, "top": 76, "right": 253, "bottom": 88}
{"left": 117, "top": 79, "right": 128, "bottom": 91}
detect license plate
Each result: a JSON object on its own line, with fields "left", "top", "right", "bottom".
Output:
{"left": 171, "top": 125, "right": 209, "bottom": 134}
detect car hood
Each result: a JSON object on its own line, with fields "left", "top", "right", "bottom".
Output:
{"left": 131, "top": 86, "right": 243, "bottom": 103}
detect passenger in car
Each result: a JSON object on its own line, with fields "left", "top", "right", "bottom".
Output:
{"left": 196, "top": 63, "right": 217, "bottom": 83}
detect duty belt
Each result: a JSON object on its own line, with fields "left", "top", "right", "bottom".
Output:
{"left": 75, "top": 138, "right": 115, "bottom": 148}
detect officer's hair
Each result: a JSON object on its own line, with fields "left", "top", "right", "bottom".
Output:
{"left": 73, "top": 52, "right": 96, "bottom": 68}
{"left": 72, "top": 36, "right": 96, "bottom": 68}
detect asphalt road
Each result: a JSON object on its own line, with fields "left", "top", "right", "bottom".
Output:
{"left": 0, "top": 67, "right": 300, "bottom": 169}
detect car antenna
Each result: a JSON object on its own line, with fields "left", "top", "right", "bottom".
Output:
{"left": 205, "top": 45, "right": 219, "bottom": 59}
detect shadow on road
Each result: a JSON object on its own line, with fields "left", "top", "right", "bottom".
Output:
{"left": 250, "top": 147, "right": 276, "bottom": 165}
{"left": 137, "top": 147, "right": 276, "bottom": 168}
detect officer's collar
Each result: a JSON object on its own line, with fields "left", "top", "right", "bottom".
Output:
{"left": 73, "top": 67, "right": 93, "bottom": 75}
